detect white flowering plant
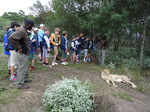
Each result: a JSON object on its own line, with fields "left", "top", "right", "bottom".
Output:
{"left": 43, "top": 78, "right": 94, "bottom": 112}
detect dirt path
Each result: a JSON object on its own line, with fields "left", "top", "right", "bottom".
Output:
{"left": 0, "top": 63, "right": 150, "bottom": 112}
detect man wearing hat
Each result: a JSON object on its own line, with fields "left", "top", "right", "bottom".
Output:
{"left": 9, "top": 19, "right": 34, "bottom": 89}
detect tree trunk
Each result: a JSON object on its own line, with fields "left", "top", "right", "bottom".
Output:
{"left": 139, "top": 23, "right": 146, "bottom": 69}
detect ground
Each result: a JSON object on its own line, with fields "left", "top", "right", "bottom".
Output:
{"left": 0, "top": 47, "right": 150, "bottom": 112}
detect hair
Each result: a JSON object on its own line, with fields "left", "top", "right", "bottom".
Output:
{"left": 6, "top": 26, "right": 10, "bottom": 31}
{"left": 55, "top": 28, "right": 60, "bottom": 32}
{"left": 102, "top": 35, "right": 107, "bottom": 40}
{"left": 44, "top": 27, "right": 50, "bottom": 32}
{"left": 10, "top": 22, "right": 20, "bottom": 28}
{"left": 62, "top": 31, "right": 68, "bottom": 36}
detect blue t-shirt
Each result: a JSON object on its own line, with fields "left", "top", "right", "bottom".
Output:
{"left": 38, "top": 29, "right": 44, "bottom": 42}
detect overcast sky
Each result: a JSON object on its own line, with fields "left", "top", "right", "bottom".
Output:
{"left": 0, "top": 0, "right": 49, "bottom": 16}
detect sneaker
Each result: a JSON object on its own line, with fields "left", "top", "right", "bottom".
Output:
{"left": 52, "top": 62, "right": 55, "bottom": 66}
{"left": 65, "top": 62, "right": 68, "bottom": 64}
{"left": 17, "top": 85, "right": 29, "bottom": 89}
{"left": 83, "top": 59, "right": 87, "bottom": 62}
{"left": 61, "top": 62, "right": 67, "bottom": 65}
{"left": 14, "top": 72, "right": 17, "bottom": 76}
{"left": 24, "top": 79, "right": 32, "bottom": 83}
{"left": 54, "top": 62, "right": 58, "bottom": 65}
{"left": 10, "top": 76, "right": 17, "bottom": 81}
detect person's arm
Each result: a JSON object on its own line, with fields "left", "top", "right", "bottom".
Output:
{"left": 50, "top": 34, "right": 56, "bottom": 45}
{"left": 4, "top": 34, "right": 8, "bottom": 46}
{"left": 44, "top": 36, "right": 50, "bottom": 49}
{"left": 9, "top": 30, "right": 24, "bottom": 51}
{"left": 71, "top": 42, "right": 76, "bottom": 50}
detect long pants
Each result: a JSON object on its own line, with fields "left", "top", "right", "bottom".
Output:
{"left": 98, "top": 50, "right": 106, "bottom": 65}
{"left": 16, "top": 53, "right": 29, "bottom": 88}
{"left": 40, "top": 42, "right": 43, "bottom": 59}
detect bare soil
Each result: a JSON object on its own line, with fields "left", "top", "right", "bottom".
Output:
{"left": 0, "top": 61, "right": 150, "bottom": 112}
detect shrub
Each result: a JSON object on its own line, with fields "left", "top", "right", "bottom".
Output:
{"left": 43, "top": 78, "right": 94, "bottom": 112}
{"left": 142, "top": 57, "right": 150, "bottom": 68}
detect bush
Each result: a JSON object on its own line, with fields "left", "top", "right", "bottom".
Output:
{"left": 0, "top": 33, "right": 4, "bottom": 42}
{"left": 143, "top": 57, "right": 150, "bottom": 68}
{"left": 43, "top": 78, "right": 93, "bottom": 112}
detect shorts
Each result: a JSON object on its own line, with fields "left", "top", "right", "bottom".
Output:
{"left": 43, "top": 47, "right": 50, "bottom": 58}
{"left": 9, "top": 50, "right": 17, "bottom": 66}
{"left": 54, "top": 46, "right": 58, "bottom": 55}
{"left": 84, "top": 49, "right": 88, "bottom": 56}
{"left": 76, "top": 48, "right": 81, "bottom": 55}
{"left": 61, "top": 50, "right": 67, "bottom": 59}
{"left": 29, "top": 53, "right": 35, "bottom": 59}
{"left": 36, "top": 47, "right": 41, "bottom": 54}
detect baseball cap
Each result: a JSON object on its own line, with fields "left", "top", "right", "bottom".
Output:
{"left": 72, "top": 35, "right": 77, "bottom": 38}
{"left": 34, "top": 28, "right": 39, "bottom": 32}
{"left": 40, "top": 24, "right": 45, "bottom": 27}
{"left": 25, "top": 18, "right": 34, "bottom": 27}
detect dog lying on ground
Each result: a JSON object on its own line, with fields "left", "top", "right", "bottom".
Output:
{"left": 101, "top": 69, "right": 137, "bottom": 88}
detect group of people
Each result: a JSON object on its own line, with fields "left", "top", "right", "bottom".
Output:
{"left": 3, "top": 19, "right": 108, "bottom": 89}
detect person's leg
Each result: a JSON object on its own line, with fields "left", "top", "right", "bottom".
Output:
{"left": 31, "top": 58, "right": 35, "bottom": 67}
{"left": 61, "top": 50, "right": 66, "bottom": 65}
{"left": 52, "top": 46, "right": 58, "bottom": 65}
{"left": 42, "top": 47, "right": 45, "bottom": 63}
{"left": 99, "top": 50, "right": 102, "bottom": 65}
{"left": 7, "top": 55, "right": 11, "bottom": 75}
{"left": 101, "top": 50, "right": 106, "bottom": 65}
{"left": 16, "top": 53, "right": 29, "bottom": 88}
{"left": 78, "top": 49, "right": 81, "bottom": 61}
{"left": 45, "top": 48, "right": 50, "bottom": 64}
{"left": 9, "top": 51, "right": 17, "bottom": 79}
{"left": 83, "top": 49, "right": 87, "bottom": 62}
{"left": 40, "top": 42, "right": 43, "bottom": 61}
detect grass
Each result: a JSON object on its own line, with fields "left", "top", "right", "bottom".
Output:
{"left": 137, "top": 80, "right": 150, "bottom": 93}
{"left": 0, "top": 89, "right": 22, "bottom": 104}
{"left": 112, "top": 92, "right": 132, "bottom": 101}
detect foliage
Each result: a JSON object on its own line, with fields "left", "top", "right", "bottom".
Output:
{"left": 43, "top": 78, "right": 93, "bottom": 112}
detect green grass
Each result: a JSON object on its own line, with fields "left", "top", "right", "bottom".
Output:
{"left": 0, "top": 89, "right": 22, "bottom": 104}
{"left": 0, "top": 44, "right": 3, "bottom": 53}
{"left": 112, "top": 92, "right": 132, "bottom": 101}
{"left": 137, "top": 80, "right": 150, "bottom": 93}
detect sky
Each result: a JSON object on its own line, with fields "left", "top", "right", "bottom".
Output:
{"left": 0, "top": 0, "right": 49, "bottom": 16}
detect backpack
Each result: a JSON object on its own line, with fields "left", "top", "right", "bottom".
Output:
{"left": 42, "top": 34, "right": 49, "bottom": 48}
{"left": 5, "top": 34, "right": 9, "bottom": 51}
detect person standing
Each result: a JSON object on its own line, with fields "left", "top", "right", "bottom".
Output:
{"left": 70, "top": 35, "right": 77, "bottom": 63}
{"left": 60, "top": 31, "right": 69, "bottom": 65}
{"left": 42, "top": 28, "right": 51, "bottom": 66}
{"left": 97, "top": 35, "right": 108, "bottom": 65}
{"left": 7, "top": 22, "right": 20, "bottom": 81}
{"left": 83, "top": 37, "right": 90, "bottom": 62}
{"left": 28, "top": 28, "right": 39, "bottom": 70}
{"left": 38, "top": 24, "right": 45, "bottom": 62}
{"left": 50, "top": 28, "right": 61, "bottom": 66}
{"left": 3, "top": 26, "right": 10, "bottom": 75}
{"left": 9, "top": 19, "right": 34, "bottom": 89}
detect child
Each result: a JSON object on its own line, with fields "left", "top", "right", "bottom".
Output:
{"left": 75, "top": 35, "right": 80, "bottom": 63}
{"left": 7, "top": 22, "right": 20, "bottom": 81}
{"left": 70, "top": 35, "right": 77, "bottom": 63}
{"left": 29, "top": 28, "right": 39, "bottom": 70}
{"left": 83, "top": 37, "right": 90, "bottom": 62}
{"left": 42, "top": 28, "right": 51, "bottom": 66}
{"left": 60, "top": 31, "right": 69, "bottom": 65}
{"left": 87, "top": 36, "right": 93, "bottom": 62}
{"left": 3, "top": 26, "right": 10, "bottom": 75}
{"left": 50, "top": 28, "right": 60, "bottom": 66}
